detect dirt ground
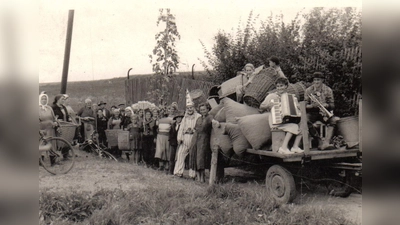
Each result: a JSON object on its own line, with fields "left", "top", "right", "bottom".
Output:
{"left": 39, "top": 148, "right": 362, "bottom": 224}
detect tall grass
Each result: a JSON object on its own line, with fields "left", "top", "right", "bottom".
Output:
{"left": 40, "top": 183, "right": 356, "bottom": 225}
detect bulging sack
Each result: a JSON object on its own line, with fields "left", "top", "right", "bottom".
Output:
{"left": 224, "top": 123, "right": 251, "bottom": 158}
{"left": 214, "top": 107, "right": 226, "bottom": 122}
{"left": 210, "top": 122, "right": 233, "bottom": 156}
{"left": 222, "top": 98, "right": 260, "bottom": 124}
{"left": 209, "top": 103, "right": 223, "bottom": 117}
{"left": 236, "top": 113, "right": 272, "bottom": 150}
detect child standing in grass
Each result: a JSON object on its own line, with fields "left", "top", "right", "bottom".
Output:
{"left": 126, "top": 114, "right": 141, "bottom": 164}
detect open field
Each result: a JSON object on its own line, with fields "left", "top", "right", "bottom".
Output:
{"left": 39, "top": 148, "right": 361, "bottom": 224}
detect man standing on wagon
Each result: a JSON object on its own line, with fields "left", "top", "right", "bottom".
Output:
{"left": 305, "top": 72, "right": 339, "bottom": 150}
{"left": 173, "top": 90, "right": 201, "bottom": 178}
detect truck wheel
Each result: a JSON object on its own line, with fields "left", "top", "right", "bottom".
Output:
{"left": 266, "top": 165, "right": 297, "bottom": 204}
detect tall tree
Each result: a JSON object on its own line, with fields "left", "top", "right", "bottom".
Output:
{"left": 149, "top": 9, "right": 181, "bottom": 75}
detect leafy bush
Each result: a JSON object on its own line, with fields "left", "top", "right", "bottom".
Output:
{"left": 200, "top": 8, "right": 362, "bottom": 117}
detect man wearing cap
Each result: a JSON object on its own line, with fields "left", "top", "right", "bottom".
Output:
{"left": 268, "top": 56, "right": 286, "bottom": 79}
{"left": 118, "top": 103, "right": 126, "bottom": 117}
{"left": 173, "top": 90, "right": 201, "bottom": 178}
{"left": 305, "top": 72, "right": 337, "bottom": 150}
{"left": 98, "top": 101, "right": 111, "bottom": 120}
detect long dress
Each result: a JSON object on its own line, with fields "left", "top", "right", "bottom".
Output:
{"left": 39, "top": 105, "right": 56, "bottom": 137}
{"left": 155, "top": 116, "right": 173, "bottom": 161}
{"left": 189, "top": 114, "right": 213, "bottom": 171}
{"left": 173, "top": 112, "right": 201, "bottom": 176}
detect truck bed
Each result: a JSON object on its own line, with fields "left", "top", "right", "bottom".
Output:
{"left": 246, "top": 148, "right": 360, "bottom": 162}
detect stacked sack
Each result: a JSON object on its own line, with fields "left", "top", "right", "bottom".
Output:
{"left": 210, "top": 98, "right": 273, "bottom": 158}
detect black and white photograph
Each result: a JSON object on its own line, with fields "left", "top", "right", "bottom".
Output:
{"left": 39, "top": 0, "right": 363, "bottom": 224}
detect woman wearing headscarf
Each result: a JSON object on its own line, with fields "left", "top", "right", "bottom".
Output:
{"left": 51, "top": 94, "right": 70, "bottom": 122}
{"left": 39, "top": 92, "right": 58, "bottom": 137}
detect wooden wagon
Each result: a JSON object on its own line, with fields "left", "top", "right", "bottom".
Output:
{"left": 208, "top": 101, "right": 362, "bottom": 204}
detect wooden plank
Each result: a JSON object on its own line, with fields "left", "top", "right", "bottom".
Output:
{"left": 209, "top": 146, "right": 218, "bottom": 185}
{"left": 300, "top": 101, "right": 310, "bottom": 154}
{"left": 246, "top": 148, "right": 360, "bottom": 162}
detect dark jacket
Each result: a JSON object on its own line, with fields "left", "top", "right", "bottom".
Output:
{"left": 52, "top": 104, "right": 70, "bottom": 121}
{"left": 169, "top": 121, "right": 181, "bottom": 147}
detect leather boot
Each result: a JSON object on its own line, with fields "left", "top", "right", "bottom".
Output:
{"left": 318, "top": 126, "right": 336, "bottom": 150}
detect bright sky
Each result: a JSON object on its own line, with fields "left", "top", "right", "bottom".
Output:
{"left": 39, "top": 0, "right": 361, "bottom": 83}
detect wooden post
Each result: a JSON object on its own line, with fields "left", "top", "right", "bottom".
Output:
{"left": 209, "top": 145, "right": 219, "bottom": 185}
{"left": 60, "top": 10, "right": 75, "bottom": 94}
{"left": 300, "top": 101, "right": 310, "bottom": 154}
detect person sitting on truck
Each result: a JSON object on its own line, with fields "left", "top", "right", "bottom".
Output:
{"left": 259, "top": 77, "right": 303, "bottom": 154}
{"left": 235, "top": 63, "right": 256, "bottom": 102}
{"left": 304, "top": 72, "right": 339, "bottom": 150}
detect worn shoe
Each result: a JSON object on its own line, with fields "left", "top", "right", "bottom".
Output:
{"left": 278, "top": 147, "right": 293, "bottom": 154}
{"left": 290, "top": 147, "right": 304, "bottom": 153}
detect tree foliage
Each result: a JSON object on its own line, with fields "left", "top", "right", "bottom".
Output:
{"left": 200, "top": 8, "right": 362, "bottom": 117}
{"left": 149, "top": 9, "right": 181, "bottom": 75}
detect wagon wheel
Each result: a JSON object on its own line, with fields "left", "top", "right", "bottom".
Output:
{"left": 266, "top": 165, "right": 297, "bottom": 204}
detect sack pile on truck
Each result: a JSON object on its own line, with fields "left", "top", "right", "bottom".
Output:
{"left": 209, "top": 96, "right": 274, "bottom": 158}
{"left": 208, "top": 66, "right": 308, "bottom": 158}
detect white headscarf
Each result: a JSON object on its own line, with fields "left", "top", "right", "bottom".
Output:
{"left": 125, "top": 107, "right": 134, "bottom": 116}
{"left": 39, "top": 92, "right": 49, "bottom": 111}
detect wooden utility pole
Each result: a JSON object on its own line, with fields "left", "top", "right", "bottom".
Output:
{"left": 61, "top": 10, "right": 75, "bottom": 94}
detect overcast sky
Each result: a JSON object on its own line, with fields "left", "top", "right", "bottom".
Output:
{"left": 39, "top": 0, "right": 361, "bottom": 83}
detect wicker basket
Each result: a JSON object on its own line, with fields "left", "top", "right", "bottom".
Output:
{"left": 57, "top": 122, "right": 77, "bottom": 147}
{"left": 118, "top": 131, "right": 130, "bottom": 150}
{"left": 243, "top": 68, "right": 280, "bottom": 108}
{"left": 105, "top": 129, "right": 120, "bottom": 148}
{"left": 59, "top": 122, "right": 77, "bottom": 143}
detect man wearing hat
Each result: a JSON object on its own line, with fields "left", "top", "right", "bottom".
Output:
{"left": 268, "top": 56, "right": 286, "bottom": 79}
{"left": 305, "top": 72, "right": 337, "bottom": 150}
{"left": 98, "top": 101, "right": 111, "bottom": 120}
{"left": 168, "top": 110, "right": 184, "bottom": 175}
{"left": 173, "top": 90, "right": 201, "bottom": 178}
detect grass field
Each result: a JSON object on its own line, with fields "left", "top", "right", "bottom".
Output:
{"left": 39, "top": 149, "right": 361, "bottom": 224}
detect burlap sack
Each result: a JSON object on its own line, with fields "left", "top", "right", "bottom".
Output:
{"left": 222, "top": 98, "right": 260, "bottom": 124}
{"left": 210, "top": 122, "right": 233, "bottom": 156}
{"left": 224, "top": 123, "right": 251, "bottom": 158}
{"left": 209, "top": 103, "right": 223, "bottom": 117}
{"left": 214, "top": 107, "right": 226, "bottom": 122}
{"left": 236, "top": 113, "right": 272, "bottom": 150}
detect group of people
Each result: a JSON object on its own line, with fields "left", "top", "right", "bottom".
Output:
{"left": 38, "top": 90, "right": 214, "bottom": 182}
{"left": 39, "top": 56, "right": 341, "bottom": 180}
{"left": 239, "top": 57, "right": 338, "bottom": 154}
